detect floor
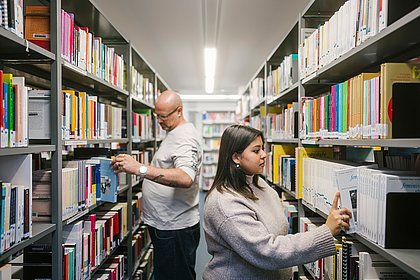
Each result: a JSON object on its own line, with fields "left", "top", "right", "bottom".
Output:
{"left": 196, "top": 191, "right": 212, "bottom": 279}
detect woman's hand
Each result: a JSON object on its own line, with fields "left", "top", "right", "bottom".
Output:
{"left": 325, "top": 192, "right": 353, "bottom": 236}
{"left": 112, "top": 154, "right": 141, "bottom": 175}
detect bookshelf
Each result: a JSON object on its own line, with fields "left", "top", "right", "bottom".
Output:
{"left": 238, "top": 0, "right": 420, "bottom": 279}
{"left": 201, "top": 111, "right": 236, "bottom": 191}
{"left": 0, "top": 0, "right": 167, "bottom": 278}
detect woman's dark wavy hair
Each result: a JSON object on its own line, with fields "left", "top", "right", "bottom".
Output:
{"left": 207, "top": 124, "right": 264, "bottom": 201}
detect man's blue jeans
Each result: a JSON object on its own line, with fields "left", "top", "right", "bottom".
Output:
{"left": 148, "top": 223, "right": 200, "bottom": 280}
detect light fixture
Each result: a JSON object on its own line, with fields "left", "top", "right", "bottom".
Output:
{"left": 205, "top": 76, "right": 214, "bottom": 94}
{"left": 204, "top": 47, "right": 217, "bottom": 93}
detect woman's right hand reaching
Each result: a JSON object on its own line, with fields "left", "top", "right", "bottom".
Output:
{"left": 325, "top": 192, "right": 353, "bottom": 236}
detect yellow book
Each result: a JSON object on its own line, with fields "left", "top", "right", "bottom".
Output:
{"left": 62, "top": 90, "right": 78, "bottom": 139}
{"left": 352, "top": 73, "right": 380, "bottom": 138}
{"left": 380, "top": 63, "right": 420, "bottom": 138}
{"left": 295, "top": 147, "right": 333, "bottom": 199}
{"left": 271, "top": 144, "right": 295, "bottom": 184}
{"left": 78, "top": 92, "right": 87, "bottom": 140}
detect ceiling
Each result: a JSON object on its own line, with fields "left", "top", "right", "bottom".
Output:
{"left": 93, "top": 0, "right": 310, "bottom": 96}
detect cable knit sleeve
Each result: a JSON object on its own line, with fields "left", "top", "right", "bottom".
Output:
{"left": 210, "top": 192, "right": 336, "bottom": 271}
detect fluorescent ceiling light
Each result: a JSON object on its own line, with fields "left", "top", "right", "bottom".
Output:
{"left": 204, "top": 48, "right": 217, "bottom": 77}
{"left": 180, "top": 94, "right": 240, "bottom": 101}
{"left": 204, "top": 48, "right": 216, "bottom": 93}
{"left": 205, "top": 76, "right": 214, "bottom": 94}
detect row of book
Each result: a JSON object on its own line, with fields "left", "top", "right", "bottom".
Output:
{"left": 0, "top": 181, "right": 32, "bottom": 254}
{"left": 203, "top": 152, "right": 218, "bottom": 165}
{"left": 60, "top": 8, "right": 125, "bottom": 90}
{"left": 249, "top": 77, "right": 265, "bottom": 109}
{"left": 0, "top": 0, "right": 24, "bottom": 38}
{"left": 299, "top": 0, "right": 388, "bottom": 79}
{"left": 133, "top": 249, "right": 154, "bottom": 280}
{"left": 267, "top": 146, "right": 296, "bottom": 193}
{"left": 0, "top": 71, "right": 28, "bottom": 148}
{"left": 300, "top": 156, "right": 420, "bottom": 249}
{"left": 133, "top": 110, "right": 153, "bottom": 141}
{"left": 131, "top": 66, "right": 155, "bottom": 103}
{"left": 202, "top": 165, "right": 217, "bottom": 178}
{"left": 60, "top": 90, "right": 124, "bottom": 141}
{"left": 266, "top": 53, "right": 298, "bottom": 101}
{"left": 23, "top": 6, "right": 126, "bottom": 90}
{"left": 266, "top": 102, "right": 299, "bottom": 140}
{"left": 63, "top": 204, "right": 128, "bottom": 280}
{"left": 32, "top": 157, "right": 120, "bottom": 221}
{"left": 301, "top": 219, "right": 415, "bottom": 280}
{"left": 301, "top": 62, "right": 420, "bottom": 139}
{"left": 249, "top": 114, "right": 263, "bottom": 131}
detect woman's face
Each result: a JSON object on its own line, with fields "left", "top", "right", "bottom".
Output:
{"left": 234, "top": 136, "right": 266, "bottom": 175}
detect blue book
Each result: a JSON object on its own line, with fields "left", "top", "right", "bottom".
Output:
{"left": 93, "top": 157, "right": 118, "bottom": 203}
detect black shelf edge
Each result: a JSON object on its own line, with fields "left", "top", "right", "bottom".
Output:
{"left": 202, "top": 135, "right": 222, "bottom": 139}
{"left": 301, "top": 199, "right": 328, "bottom": 219}
{"left": 62, "top": 61, "right": 129, "bottom": 97}
{"left": 0, "top": 28, "right": 55, "bottom": 61}
{"left": 353, "top": 234, "right": 420, "bottom": 279}
{"left": 90, "top": 231, "right": 131, "bottom": 279}
{"left": 132, "top": 97, "right": 154, "bottom": 109}
{"left": 267, "top": 138, "right": 300, "bottom": 144}
{"left": 118, "top": 184, "right": 130, "bottom": 195}
{"left": 0, "top": 223, "right": 56, "bottom": 262}
{"left": 63, "top": 201, "right": 106, "bottom": 226}
{"left": 63, "top": 138, "right": 129, "bottom": 146}
{"left": 0, "top": 145, "right": 56, "bottom": 156}
{"left": 267, "top": 82, "right": 299, "bottom": 105}
{"left": 132, "top": 139, "right": 155, "bottom": 144}
{"left": 277, "top": 185, "right": 297, "bottom": 199}
{"left": 131, "top": 241, "right": 153, "bottom": 278}
{"left": 301, "top": 138, "right": 420, "bottom": 148}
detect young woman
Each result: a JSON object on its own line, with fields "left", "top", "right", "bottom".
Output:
{"left": 203, "top": 125, "right": 352, "bottom": 280}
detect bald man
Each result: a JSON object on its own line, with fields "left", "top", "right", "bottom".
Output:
{"left": 113, "top": 90, "right": 203, "bottom": 280}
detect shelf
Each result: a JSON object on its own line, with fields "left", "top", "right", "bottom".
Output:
{"left": 132, "top": 139, "right": 155, "bottom": 144}
{"left": 0, "top": 28, "right": 55, "bottom": 61}
{"left": 90, "top": 232, "right": 131, "bottom": 279}
{"left": 63, "top": 138, "right": 129, "bottom": 146}
{"left": 63, "top": 201, "right": 105, "bottom": 226}
{"left": 267, "top": 138, "right": 299, "bottom": 144}
{"left": 203, "top": 149, "right": 219, "bottom": 152}
{"left": 61, "top": 0, "right": 128, "bottom": 44}
{"left": 267, "top": 82, "right": 299, "bottom": 105}
{"left": 301, "top": 200, "right": 328, "bottom": 219}
{"left": 0, "top": 145, "right": 56, "bottom": 156}
{"left": 0, "top": 223, "right": 56, "bottom": 262}
{"left": 118, "top": 184, "right": 130, "bottom": 194}
{"left": 301, "top": 138, "right": 420, "bottom": 148}
{"left": 132, "top": 97, "right": 154, "bottom": 109}
{"left": 353, "top": 234, "right": 420, "bottom": 279}
{"left": 62, "top": 61, "right": 129, "bottom": 99}
{"left": 203, "top": 162, "right": 218, "bottom": 165}
{"left": 302, "top": 6, "right": 420, "bottom": 94}
{"left": 277, "top": 185, "right": 297, "bottom": 199}
{"left": 131, "top": 242, "right": 153, "bottom": 279}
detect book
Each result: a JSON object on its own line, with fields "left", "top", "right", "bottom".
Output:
{"left": 92, "top": 157, "right": 118, "bottom": 203}
{"left": 24, "top": 6, "right": 50, "bottom": 50}
{"left": 295, "top": 147, "right": 334, "bottom": 199}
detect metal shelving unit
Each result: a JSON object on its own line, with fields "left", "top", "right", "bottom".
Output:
{"left": 237, "top": 0, "right": 420, "bottom": 279}
{"left": 0, "top": 0, "right": 169, "bottom": 277}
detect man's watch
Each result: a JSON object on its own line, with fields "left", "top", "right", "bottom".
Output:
{"left": 138, "top": 165, "right": 148, "bottom": 178}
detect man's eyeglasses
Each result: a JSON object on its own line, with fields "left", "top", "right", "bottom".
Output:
{"left": 154, "top": 107, "right": 179, "bottom": 120}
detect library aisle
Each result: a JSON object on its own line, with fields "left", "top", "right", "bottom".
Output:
{"left": 196, "top": 191, "right": 212, "bottom": 280}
